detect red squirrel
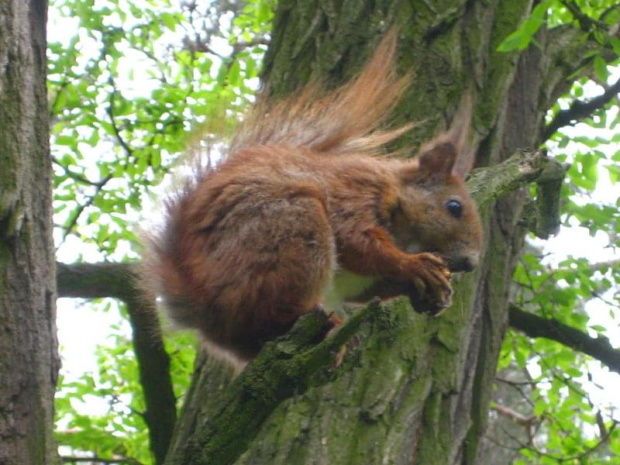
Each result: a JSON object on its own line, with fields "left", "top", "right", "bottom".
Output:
{"left": 142, "top": 31, "right": 483, "bottom": 363}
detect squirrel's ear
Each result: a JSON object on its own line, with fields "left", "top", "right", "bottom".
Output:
{"left": 417, "top": 139, "right": 457, "bottom": 175}
{"left": 450, "top": 94, "right": 476, "bottom": 178}
{"left": 417, "top": 93, "right": 475, "bottom": 178}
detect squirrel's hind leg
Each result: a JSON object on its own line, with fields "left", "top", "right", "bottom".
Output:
{"left": 198, "top": 183, "right": 336, "bottom": 360}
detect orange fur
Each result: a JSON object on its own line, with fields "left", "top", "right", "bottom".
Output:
{"left": 142, "top": 31, "right": 483, "bottom": 362}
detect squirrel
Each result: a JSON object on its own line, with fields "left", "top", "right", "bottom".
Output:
{"left": 142, "top": 31, "right": 483, "bottom": 364}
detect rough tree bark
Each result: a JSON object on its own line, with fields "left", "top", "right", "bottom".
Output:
{"left": 0, "top": 1, "right": 59, "bottom": 464}
{"left": 158, "top": 1, "right": 616, "bottom": 464}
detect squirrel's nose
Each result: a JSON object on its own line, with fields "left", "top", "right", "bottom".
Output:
{"left": 461, "top": 258, "right": 475, "bottom": 272}
{"left": 450, "top": 254, "right": 479, "bottom": 273}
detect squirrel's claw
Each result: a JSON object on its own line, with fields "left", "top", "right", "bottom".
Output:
{"left": 407, "top": 252, "right": 453, "bottom": 315}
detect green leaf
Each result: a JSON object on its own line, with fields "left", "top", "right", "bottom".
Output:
{"left": 228, "top": 60, "right": 241, "bottom": 87}
{"left": 56, "top": 135, "right": 76, "bottom": 146}
{"left": 257, "top": 1, "right": 272, "bottom": 23}
{"left": 533, "top": 398, "right": 546, "bottom": 416}
{"left": 497, "top": 31, "right": 530, "bottom": 52}
{"left": 151, "top": 150, "right": 161, "bottom": 168}
{"left": 593, "top": 55, "right": 609, "bottom": 82}
{"left": 605, "top": 164, "right": 620, "bottom": 183}
{"left": 160, "top": 12, "right": 178, "bottom": 31}
{"left": 497, "top": 0, "right": 552, "bottom": 52}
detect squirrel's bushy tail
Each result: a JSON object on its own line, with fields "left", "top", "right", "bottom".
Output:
{"left": 231, "top": 30, "right": 411, "bottom": 156}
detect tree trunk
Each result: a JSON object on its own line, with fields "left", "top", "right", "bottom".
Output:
{"left": 164, "top": 0, "right": 587, "bottom": 464}
{"left": 0, "top": 1, "right": 59, "bottom": 464}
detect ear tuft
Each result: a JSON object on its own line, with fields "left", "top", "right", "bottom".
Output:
{"left": 416, "top": 93, "right": 475, "bottom": 178}
{"left": 418, "top": 138, "right": 457, "bottom": 175}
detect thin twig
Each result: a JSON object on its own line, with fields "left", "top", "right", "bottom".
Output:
{"left": 61, "top": 456, "right": 144, "bottom": 464}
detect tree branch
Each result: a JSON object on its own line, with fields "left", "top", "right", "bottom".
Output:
{"left": 467, "top": 149, "right": 542, "bottom": 206}
{"left": 533, "top": 159, "right": 569, "bottom": 238}
{"left": 172, "top": 300, "right": 380, "bottom": 465}
{"left": 61, "top": 456, "right": 143, "bottom": 464}
{"left": 540, "top": 9, "right": 619, "bottom": 131}
{"left": 58, "top": 173, "right": 113, "bottom": 245}
{"left": 492, "top": 404, "right": 536, "bottom": 426}
{"left": 508, "top": 304, "right": 620, "bottom": 374}
{"left": 57, "top": 262, "right": 176, "bottom": 465}
{"left": 467, "top": 149, "right": 561, "bottom": 214}
{"left": 543, "top": 76, "right": 620, "bottom": 141}
{"left": 54, "top": 148, "right": 557, "bottom": 295}
{"left": 561, "top": 0, "right": 610, "bottom": 33}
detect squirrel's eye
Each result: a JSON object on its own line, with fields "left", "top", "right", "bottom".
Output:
{"left": 445, "top": 199, "right": 463, "bottom": 219}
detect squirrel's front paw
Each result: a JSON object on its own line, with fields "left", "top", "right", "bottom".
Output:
{"left": 406, "top": 253, "right": 453, "bottom": 315}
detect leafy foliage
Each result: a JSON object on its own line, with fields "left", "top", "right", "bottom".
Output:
{"left": 498, "top": 0, "right": 620, "bottom": 54}
{"left": 56, "top": 322, "right": 152, "bottom": 462}
{"left": 50, "top": 0, "right": 272, "bottom": 462}
{"left": 56, "top": 302, "right": 197, "bottom": 463}
{"left": 493, "top": 103, "right": 620, "bottom": 461}
{"left": 49, "top": 0, "right": 271, "bottom": 261}
{"left": 484, "top": 3, "right": 620, "bottom": 462}
{"left": 495, "top": 250, "right": 619, "bottom": 462}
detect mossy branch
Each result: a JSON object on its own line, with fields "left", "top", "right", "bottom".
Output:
{"left": 468, "top": 149, "right": 543, "bottom": 206}
{"left": 171, "top": 300, "right": 382, "bottom": 465}
{"left": 467, "top": 149, "right": 566, "bottom": 238}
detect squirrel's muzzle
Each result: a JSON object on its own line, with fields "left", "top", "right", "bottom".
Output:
{"left": 449, "top": 254, "right": 479, "bottom": 273}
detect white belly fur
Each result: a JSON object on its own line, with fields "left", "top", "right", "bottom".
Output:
{"left": 324, "top": 270, "right": 377, "bottom": 312}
